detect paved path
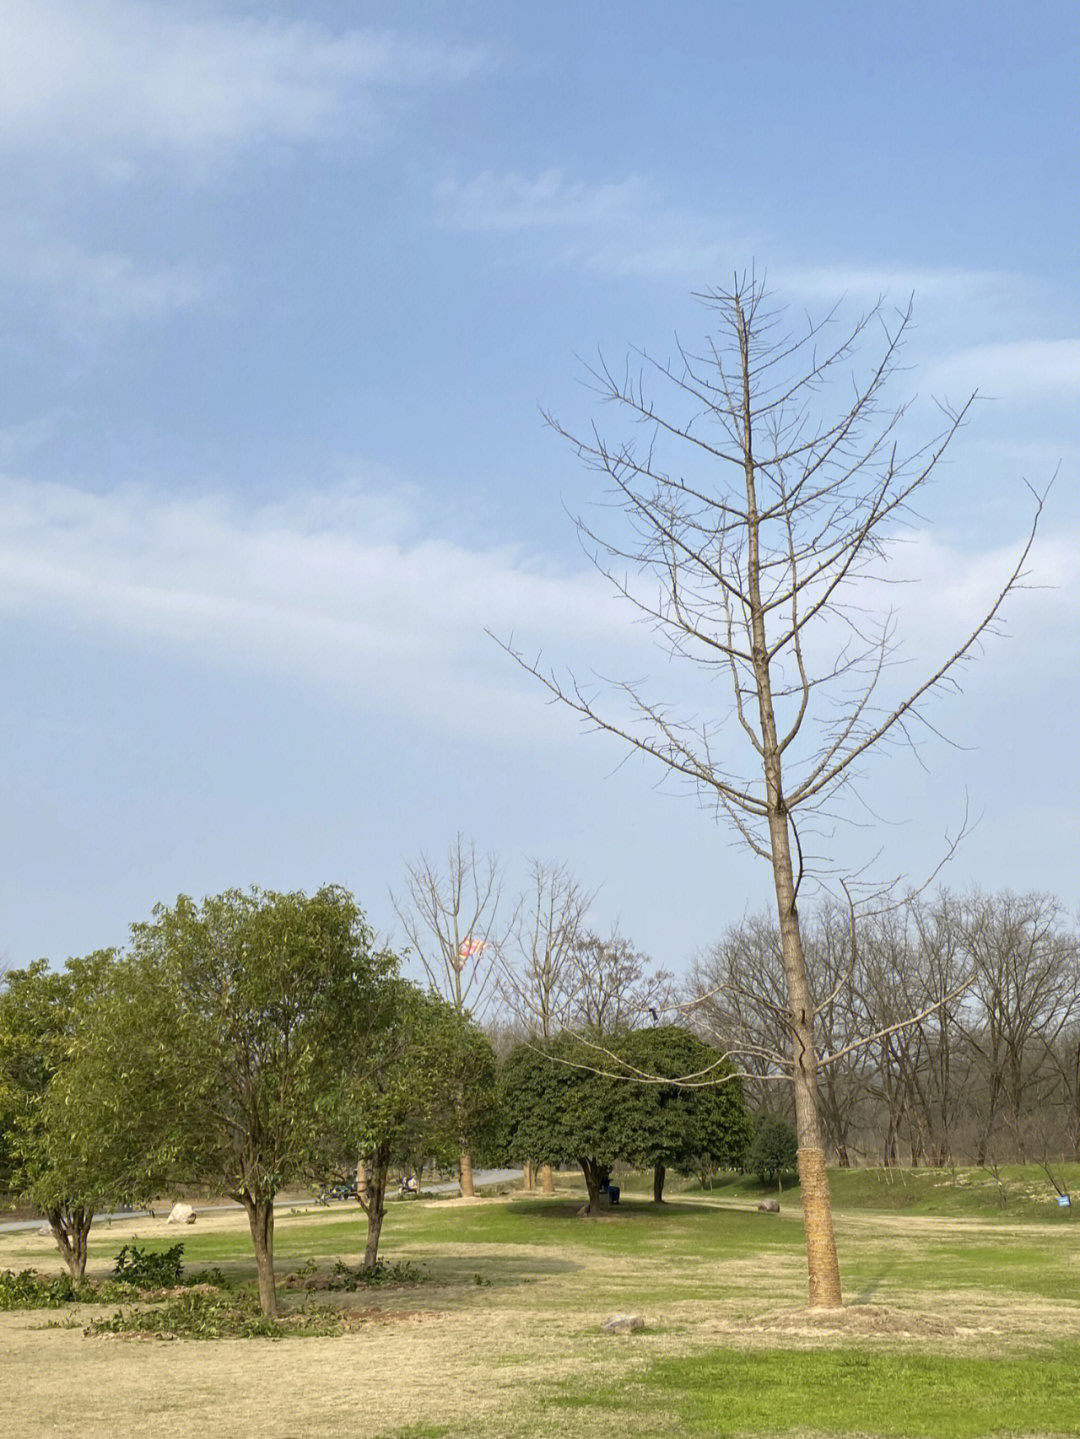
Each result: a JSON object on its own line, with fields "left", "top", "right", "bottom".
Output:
{"left": 0, "top": 1169, "right": 524, "bottom": 1234}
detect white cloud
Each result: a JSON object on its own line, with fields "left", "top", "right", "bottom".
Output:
{"left": 0, "top": 1, "right": 487, "bottom": 170}
{"left": 435, "top": 168, "right": 738, "bottom": 277}
{"left": 0, "top": 227, "right": 220, "bottom": 332}
{"left": 925, "top": 340, "right": 1080, "bottom": 403}
{"left": 1, "top": 474, "right": 1071, "bottom": 750}
{"left": 772, "top": 265, "right": 1018, "bottom": 305}
{"left": 435, "top": 169, "right": 654, "bottom": 231}
{"left": 0, "top": 477, "right": 631, "bottom": 739}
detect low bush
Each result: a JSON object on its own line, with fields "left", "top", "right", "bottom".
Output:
{"left": 111, "top": 1242, "right": 185, "bottom": 1288}
{"left": 0, "top": 1269, "right": 98, "bottom": 1309}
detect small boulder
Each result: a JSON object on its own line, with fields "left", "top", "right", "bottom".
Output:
{"left": 601, "top": 1314, "right": 645, "bottom": 1334}
{"left": 37, "top": 1223, "right": 53, "bottom": 1237}
{"left": 166, "top": 1202, "right": 196, "bottom": 1225}
{"left": 757, "top": 1198, "right": 780, "bottom": 1213}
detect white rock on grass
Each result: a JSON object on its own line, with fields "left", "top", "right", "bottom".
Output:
{"left": 601, "top": 1314, "right": 645, "bottom": 1334}
{"left": 165, "top": 1202, "right": 196, "bottom": 1225}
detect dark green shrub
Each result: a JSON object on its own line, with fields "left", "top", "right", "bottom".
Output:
{"left": 746, "top": 1114, "right": 798, "bottom": 1188}
{"left": 111, "top": 1242, "right": 185, "bottom": 1287}
{"left": 0, "top": 1268, "right": 94, "bottom": 1309}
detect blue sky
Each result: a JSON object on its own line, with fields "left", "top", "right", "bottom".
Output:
{"left": 2, "top": 0, "right": 1078, "bottom": 976}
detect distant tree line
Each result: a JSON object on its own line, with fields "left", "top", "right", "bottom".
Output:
{"left": 688, "top": 888, "right": 1080, "bottom": 1172}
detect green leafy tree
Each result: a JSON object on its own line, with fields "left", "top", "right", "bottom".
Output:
{"left": 0, "top": 952, "right": 118, "bottom": 1276}
{"left": 338, "top": 981, "right": 498, "bottom": 1268}
{"left": 747, "top": 1114, "right": 798, "bottom": 1189}
{"left": 500, "top": 1034, "right": 618, "bottom": 1214}
{"left": 69, "top": 886, "right": 391, "bottom": 1314}
{"left": 614, "top": 1026, "right": 750, "bottom": 1202}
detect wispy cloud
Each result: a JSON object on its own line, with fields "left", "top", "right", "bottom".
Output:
{"left": 925, "top": 340, "right": 1080, "bottom": 403}
{"left": 435, "top": 169, "right": 654, "bottom": 231}
{"left": 1, "top": 475, "right": 1069, "bottom": 745}
{"left": 1, "top": 1, "right": 488, "bottom": 172}
{"left": 0, "top": 226, "right": 220, "bottom": 338}
{"left": 772, "top": 265, "right": 1020, "bottom": 305}
{"left": 0, "top": 477, "right": 630, "bottom": 739}
{"left": 435, "top": 168, "right": 738, "bottom": 277}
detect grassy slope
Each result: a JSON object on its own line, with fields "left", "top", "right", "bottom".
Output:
{"left": 634, "top": 1161, "right": 1080, "bottom": 1223}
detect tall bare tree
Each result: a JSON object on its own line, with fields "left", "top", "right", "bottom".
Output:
{"left": 501, "top": 274, "right": 1040, "bottom": 1307}
{"left": 392, "top": 834, "right": 502, "bottom": 1197}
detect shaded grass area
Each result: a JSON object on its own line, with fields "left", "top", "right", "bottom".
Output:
{"left": 549, "top": 1344, "right": 1080, "bottom": 1437}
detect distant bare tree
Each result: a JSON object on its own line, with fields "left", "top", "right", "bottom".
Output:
{"left": 567, "top": 929, "right": 675, "bottom": 1037}
{"left": 500, "top": 860, "right": 593, "bottom": 1041}
{"left": 391, "top": 835, "right": 503, "bottom": 1196}
{"left": 962, "top": 891, "right": 1078, "bottom": 1162}
{"left": 501, "top": 274, "right": 1041, "bottom": 1306}
{"left": 498, "top": 859, "right": 594, "bottom": 1193}
{"left": 687, "top": 916, "right": 794, "bottom": 1117}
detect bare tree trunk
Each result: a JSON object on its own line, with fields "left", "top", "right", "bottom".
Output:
{"left": 243, "top": 1194, "right": 277, "bottom": 1316}
{"left": 47, "top": 1204, "right": 93, "bottom": 1281}
{"left": 772, "top": 841, "right": 842, "bottom": 1309}
{"left": 356, "top": 1159, "right": 369, "bottom": 1205}
{"left": 459, "top": 1151, "right": 475, "bottom": 1198}
{"left": 523, "top": 1158, "right": 535, "bottom": 1191}
{"left": 540, "top": 1162, "right": 555, "bottom": 1194}
{"left": 653, "top": 1164, "right": 666, "bottom": 1203}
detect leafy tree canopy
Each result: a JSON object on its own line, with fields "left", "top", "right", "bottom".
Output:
{"left": 612, "top": 1026, "right": 750, "bottom": 1179}
{"left": 0, "top": 951, "right": 119, "bottom": 1273}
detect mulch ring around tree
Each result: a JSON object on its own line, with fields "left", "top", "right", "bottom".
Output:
{"left": 750, "top": 1304, "right": 958, "bottom": 1339}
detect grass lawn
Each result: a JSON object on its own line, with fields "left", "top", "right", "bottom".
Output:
{"left": 2, "top": 1171, "right": 1079, "bottom": 1438}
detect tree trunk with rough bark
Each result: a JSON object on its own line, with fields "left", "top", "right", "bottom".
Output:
{"left": 363, "top": 1164, "right": 388, "bottom": 1270}
{"left": 580, "top": 1158, "right": 605, "bottom": 1215}
{"left": 741, "top": 302, "right": 842, "bottom": 1310}
{"left": 244, "top": 1193, "right": 277, "bottom": 1316}
{"left": 540, "top": 1163, "right": 555, "bottom": 1194}
{"left": 459, "top": 1151, "right": 475, "bottom": 1198}
{"left": 47, "top": 1205, "right": 92, "bottom": 1280}
{"left": 522, "top": 1159, "right": 535, "bottom": 1191}
{"left": 653, "top": 1164, "right": 666, "bottom": 1203}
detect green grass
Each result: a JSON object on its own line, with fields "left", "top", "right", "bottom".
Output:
{"left": 550, "top": 1344, "right": 1080, "bottom": 1436}
{"left": 687, "top": 1162, "right": 1080, "bottom": 1222}
{"left": 6, "top": 1168, "right": 1080, "bottom": 1438}
{"left": 83, "top": 1180, "right": 1076, "bottom": 1312}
